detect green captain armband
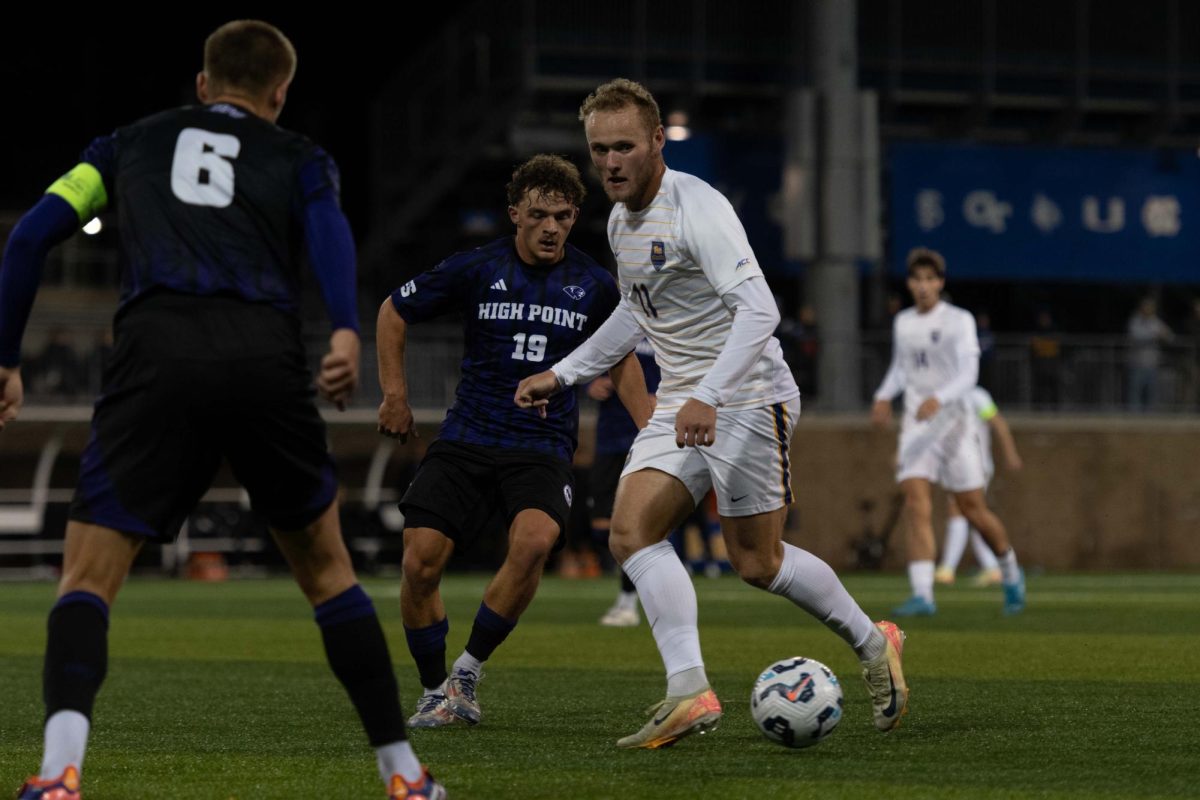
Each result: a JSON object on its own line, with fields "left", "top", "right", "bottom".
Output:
{"left": 46, "top": 162, "right": 108, "bottom": 223}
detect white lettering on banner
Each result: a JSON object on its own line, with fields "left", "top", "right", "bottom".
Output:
{"left": 1031, "top": 193, "right": 1063, "bottom": 234}
{"left": 963, "top": 190, "right": 1012, "bottom": 233}
{"left": 1082, "top": 197, "right": 1125, "bottom": 233}
{"left": 1141, "top": 196, "right": 1181, "bottom": 238}
{"left": 916, "top": 189, "right": 944, "bottom": 232}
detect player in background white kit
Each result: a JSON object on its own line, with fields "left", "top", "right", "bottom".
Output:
{"left": 935, "top": 386, "right": 1023, "bottom": 587}
{"left": 515, "top": 78, "right": 908, "bottom": 749}
{"left": 871, "top": 248, "right": 1026, "bottom": 617}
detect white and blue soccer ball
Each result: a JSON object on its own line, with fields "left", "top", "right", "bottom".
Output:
{"left": 750, "top": 656, "right": 844, "bottom": 749}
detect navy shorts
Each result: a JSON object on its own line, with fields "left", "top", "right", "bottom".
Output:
{"left": 69, "top": 293, "right": 337, "bottom": 539}
{"left": 400, "top": 439, "right": 573, "bottom": 551}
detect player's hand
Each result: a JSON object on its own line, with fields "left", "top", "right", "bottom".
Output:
{"left": 0, "top": 366, "right": 23, "bottom": 432}
{"left": 514, "top": 370, "right": 561, "bottom": 419}
{"left": 870, "top": 399, "right": 893, "bottom": 427}
{"left": 586, "top": 376, "right": 615, "bottom": 401}
{"left": 319, "top": 328, "right": 360, "bottom": 411}
{"left": 378, "top": 395, "right": 418, "bottom": 443}
{"left": 1006, "top": 453, "right": 1024, "bottom": 471}
{"left": 675, "top": 398, "right": 716, "bottom": 448}
{"left": 916, "top": 396, "right": 941, "bottom": 421}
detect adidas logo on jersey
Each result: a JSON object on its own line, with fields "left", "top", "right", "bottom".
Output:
{"left": 490, "top": 279, "right": 508, "bottom": 291}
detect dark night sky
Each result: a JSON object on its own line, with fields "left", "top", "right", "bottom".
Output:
{"left": 0, "top": 10, "right": 456, "bottom": 235}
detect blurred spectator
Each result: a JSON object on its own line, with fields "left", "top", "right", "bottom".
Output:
{"left": 1127, "top": 296, "right": 1173, "bottom": 412}
{"left": 1029, "top": 309, "right": 1062, "bottom": 409}
{"left": 774, "top": 298, "right": 819, "bottom": 402}
{"left": 28, "top": 327, "right": 85, "bottom": 398}
{"left": 977, "top": 310, "right": 996, "bottom": 392}
{"left": 793, "top": 304, "right": 819, "bottom": 401}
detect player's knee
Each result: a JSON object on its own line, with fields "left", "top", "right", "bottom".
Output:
{"left": 401, "top": 548, "right": 446, "bottom": 588}
{"left": 904, "top": 493, "right": 932, "bottom": 519}
{"left": 731, "top": 551, "right": 780, "bottom": 590}
{"left": 507, "top": 525, "right": 558, "bottom": 568}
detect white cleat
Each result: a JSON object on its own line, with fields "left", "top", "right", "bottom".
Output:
{"left": 599, "top": 603, "right": 640, "bottom": 627}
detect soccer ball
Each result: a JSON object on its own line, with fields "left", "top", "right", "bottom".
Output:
{"left": 750, "top": 657, "right": 844, "bottom": 749}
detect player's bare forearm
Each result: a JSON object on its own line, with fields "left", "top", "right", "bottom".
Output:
{"left": 990, "top": 414, "right": 1023, "bottom": 470}
{"left": 675, "top": 397, "right": 717, "bottom": 448}
{"left": 609, "top": 350, "right": 652, "bottom": 429}
{"left": 871, "top": 399, "right": 893, "bottom": 427}
{"left": 514, "top": 370, "right": 560, "bottom": 419}
{"left": 319, "top": 328, "right": 360, "bottom": 411}
{"left": 375, "top": 300, "right": 417, "bottom": 438}
{"left": 376, "top": 300, "right": 411, "bottom": 400}
{"left": 0, "top": 367, "right": 24, "bottom": 432}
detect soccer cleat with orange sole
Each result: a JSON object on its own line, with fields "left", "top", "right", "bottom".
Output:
{"left": 861, "top": 620, "right": 909, "bottom": 732}
{"left": 16, "top": 765, "right": 81, "bottom": 800}
{"left": 388, "top": 767, "right": 447, "bottom": 800}
{"left": 616, "top": 687, "right": 723, "bottom": 749}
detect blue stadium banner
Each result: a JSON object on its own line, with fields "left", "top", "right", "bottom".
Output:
{"left": 890, "top": 142, "right": 1200, "bottom": 283}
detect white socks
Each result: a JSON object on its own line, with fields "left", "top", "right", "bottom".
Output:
{"left": 376, "top": 740, "right": 423, "bottom": 785}
{"left": 973, "top": 531, "right": 1001, "bottom": 571}
{"left": 615, "top": 590, "right": 638, "bottom": 610}
{"left": 909, "top": 560, "right": 935, "bottom": 602}
{"left": 451, "top": 652, "right": 483, "bottom": 678}
{"left": 941, "top": 516, "right": 970, "bottom": 572}
{"left": 622, "top": 540, "right": 707, "bottom": 696}
{"left": 766, "top": 543, "right": 882, "bottom": 661}
{"left": 40, "top": 710, "right": 89, "bottom": 780}
{"left": 999, "top": 548, "right": 1021, "bottom": 585}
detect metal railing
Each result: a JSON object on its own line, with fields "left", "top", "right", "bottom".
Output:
{"left": 13, "top": 322, "right": 1200, "bottom": 415}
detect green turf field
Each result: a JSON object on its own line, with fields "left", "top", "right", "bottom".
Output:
{"left": 2, "top": 573, "right": 1197, "bottom": 799}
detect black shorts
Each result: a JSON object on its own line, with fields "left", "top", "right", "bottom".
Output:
{"left": 588, "top": 451, "right": 628, "bottom": 519}
{"left": 400, "top": 439, "right": 573, "bottom": 551}
{"left": 69, "top": 294, "right": 337, "bottom": 540}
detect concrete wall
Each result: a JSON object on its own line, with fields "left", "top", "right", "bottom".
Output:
{"left": 780, "top": 415, "right": 1200, "bottom": 571}
{"left": 3, "top": 411, "right": 1198, "bottom": 571}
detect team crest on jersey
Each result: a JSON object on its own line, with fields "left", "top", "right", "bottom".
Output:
{"left": 650, "top": 241, "right": 666, "bottom": 271}
{"left": 563, "top": 484, "right": 573, "bottom": 506}
{"left": 931, "top": 330, "right": 941, "bottom": 343}
{"left": 563, "top": 285, "right": 586, "bottom": 300}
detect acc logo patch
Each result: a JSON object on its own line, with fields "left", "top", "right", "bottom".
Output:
{"left": 650, "top": 240, "right": 666, "bottom": 271}
{"left": 563, "top": 285, "right": 586, "bottom": 300}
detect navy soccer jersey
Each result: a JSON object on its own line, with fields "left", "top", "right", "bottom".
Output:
{"left": 391, "top": 237, "right": 621, "bottom": 462}
{"left": 595, "top": 340, "right": 660, "bottom": 456}
{"left": 80, "top": 102, "right": 339, "bottom": 318}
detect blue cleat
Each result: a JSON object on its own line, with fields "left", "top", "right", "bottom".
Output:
{"left": 892, "top": 596, "right": 937, "bottom": 617}
{"left": 1002, "top": 569, "right": 1026, "bottom": 615}
{"left": 389, "top": 767, "right": 447, "bottom": 800}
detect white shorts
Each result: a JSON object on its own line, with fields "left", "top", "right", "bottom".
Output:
{"left": 896, "top": 412, "right": 987, "bottom": 493}
{"left": 621, "top": 396, "right": 799, "bottom": 517}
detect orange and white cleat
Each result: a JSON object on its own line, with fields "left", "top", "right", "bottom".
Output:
{"left": 861, "top": 620, "right": 909, "bottom": 732}
{"left": 616, "top": 686, "right": 723, "bottom": 749}
{"left": 16, "top": 765, "right": 81, "bottom": 800}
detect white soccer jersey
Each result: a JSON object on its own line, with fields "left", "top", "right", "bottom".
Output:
{"left": 876, "top": 301, "right": 980, "bottom": 426}
{"left": 608, "top": 168, "right": 797, "bottom": 410}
